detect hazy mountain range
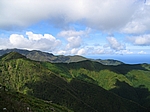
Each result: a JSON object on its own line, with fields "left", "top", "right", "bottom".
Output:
{"left": 0, "top": 48, "right": 123, "bottom": 65}
{"left": 0, "top": 49, "right": 150, "bottom": 111}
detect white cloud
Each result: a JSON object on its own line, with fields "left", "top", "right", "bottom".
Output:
{"left": 55, "top": 48, "right": 86, "bottom": 55}
{"left": 55, "top": 40, "right": 133, "bottom": 56}
{"left": 26, "top": 32, "right": 56, "bottom": 41}
{"left": 9, "top": 34, "right": 30, "bottom": 48}
{"left": 26, "top": 32, "right": 43, "bottom": 41}
{"left": 70, "top": 48, "right": 78, "bottom": 54}
{"left": 77, "top": 48, "right": 86, "bottom": 55}
{"left": 58, "top": 28, "right": 91, "bottom": 38}
{"left": 94, "top": 49, "right": 105, "bottom": 54}
{"left": 122, "top": 21, "right": 147, "bottom": 34}
{"left": 121, "top": 50, "right": 133, "bottom": 54}
{"left": 58, "top": 30, "right": 85, "bottom": 38}
{"left": 58, "top": 29, "right": 89, "bottom": 50}
{"left": 7, "top": 32, "right": 61, "bottom": 51}
{"left": 56, "top": 50, "right": 67, "bottom": 55}
{"left": 0, "top": 0, "right": 141, "bottom": 32}
{"left": 106, "top": 37, "right": 126, "bottom": 51}
{"left": 69, "top": 48, "right": 86, "bottom": 55}
{"left": 0, "top": 37, "right": 12, "bottom": 49}
{"left": 146, "top": 0, "right": 150, "bottom": 5}
{"left": 89, "top": 47, "right": 106, "bottom": 55}
{"left": 127, "top": 34, "right": 150, "bottom": 46}
{"left": 122, "top": 1, "right": 150, "bottom": 34}
{"left": 66, "top": 36, "right": 82, "bottom": 49}
{"left": 138, "top": 50, "right": 147, "bottom": 54}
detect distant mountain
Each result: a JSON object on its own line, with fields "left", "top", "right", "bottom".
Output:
{"left": 0, "top": 48, "right": 87, "bottom": 63}
{"left": 92, "top": 59, "right": 124, "bottom": 65}
{"left": 0, "top": 48, "right": 123, "bottom": 65}
{"left": 0, "top": 52, "right": 149, "bottom": 111}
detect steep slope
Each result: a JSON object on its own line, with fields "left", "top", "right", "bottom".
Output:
{"left": 0, "top": 52, "right": 148, "bottom": 112}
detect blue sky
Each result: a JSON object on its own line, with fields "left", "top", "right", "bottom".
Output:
{"left": 0, "top": 0, "right": 150, "bottom": 61}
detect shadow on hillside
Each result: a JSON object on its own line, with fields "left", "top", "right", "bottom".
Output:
{"left": 26, "top": 74, "right": 98, "bottom": 112}
{"left": 25, "top": 74, "right": 148, "bottom": 112}
{"left": 110, "top": 64, "right": 149, "bottom": 75}
{"left": 60, "top": 60, "right": 149, "bottom": 75}
{"left": 109, "top": 80, "right": 150, "bottom": 110}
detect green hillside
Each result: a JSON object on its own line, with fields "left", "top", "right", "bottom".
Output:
{"left": 0, "top": 86, "right": 72, "bottom": 112}
{"left": 0, "top": 52, "right": 149, "bottom": 111}
{"left": 43, "top": 60, "right": 150, "bottom": 110}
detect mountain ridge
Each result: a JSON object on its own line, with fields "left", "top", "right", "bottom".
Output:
{"left": 0, "top": 48, "right": 123, "bottom": 65}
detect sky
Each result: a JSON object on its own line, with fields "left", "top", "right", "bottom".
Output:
{"left": 0, "top": 0, "right": 150, "bottom": 63}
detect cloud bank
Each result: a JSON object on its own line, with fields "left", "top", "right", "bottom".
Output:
{"left": 106, "top": 37, "right": 126, "bottom": 51}
{"left": 0, "top": 30, "right": 148, "bottom": 55}
{"left": 0, "top": 0, "right": 150, "bottom": 55}
{"left": 127, "top": 34, "right": 150, "bottom": 46}
{"left": 8, "top": 32, "right": 61, "bottom": 51}
{"left": 1, "top": 0, "right": 148, "bottom": 33}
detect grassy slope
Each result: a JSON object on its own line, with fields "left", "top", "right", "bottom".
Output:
{"left": 0, "top": 52, "right": 149, "bottom": 111}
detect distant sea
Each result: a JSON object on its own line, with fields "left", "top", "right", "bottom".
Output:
{"left": 86, "top": 55, "right": 150, "bottom": 64}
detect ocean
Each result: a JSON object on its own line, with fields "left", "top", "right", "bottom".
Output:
{"left": 86, "top": 55, "right": 150, "bottom": 64}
